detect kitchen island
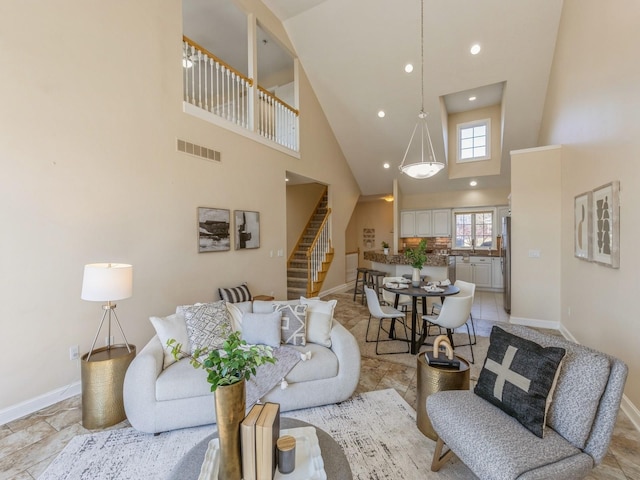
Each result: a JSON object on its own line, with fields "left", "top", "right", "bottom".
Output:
{"left": 363, "top": 251, "right": 455, "bottom": 282}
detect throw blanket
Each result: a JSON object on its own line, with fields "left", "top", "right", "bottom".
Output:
{"left": 246, "top": 346, "right": 302, "bottom": 407}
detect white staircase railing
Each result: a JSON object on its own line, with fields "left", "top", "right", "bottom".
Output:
{"left": 183, "top": 36, "right": 298, "bottom": 152}
{"left": 307, "top": 210, "right": 332, "bottom": 295}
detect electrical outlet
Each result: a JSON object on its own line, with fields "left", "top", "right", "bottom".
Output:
{"left": 69, "top": 345, "right": 79, "bottom": 361}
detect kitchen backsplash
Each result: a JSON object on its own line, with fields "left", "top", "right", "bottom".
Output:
{"left": 402, "top": 235, "right": 503, "bottom": 256}
{"left": 401, "top": 237, "right": 451, "bottom": 253}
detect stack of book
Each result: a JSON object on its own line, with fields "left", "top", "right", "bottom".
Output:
{"left": 241, "top": 402, "right": 280, "bottom": 480}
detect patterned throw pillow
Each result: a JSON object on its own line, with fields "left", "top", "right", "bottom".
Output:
{"left": 180, "top": 301, "right": 232, "bottom": 355}
{"left": 218, "top": 283, "right": 252, "bottom": 303}
{"left": 274, "top": 304, "right": 307, "bottom": 346}
{"left": 474, "top": 326, "right": 566, "bottom": 438}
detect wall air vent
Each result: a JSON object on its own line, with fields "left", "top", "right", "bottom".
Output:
{"left": 177, "top": 139, "right": 221, "bottom": 162}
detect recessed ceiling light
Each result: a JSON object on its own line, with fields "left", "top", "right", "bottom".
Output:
{"left": 470, "top": 44, "right": 481, "bottom": 55}
{"left": 285, "top": 177, "right": 289, "bottom": 182}
{"left": 383, "top": 163, "right": 390, "bottom": 169}
{"left": 470, "top": 180, "right": 478, "bottom": 187}
{"left": 469, "top": 96, "right": 477, "bottom": 101}
{"left": 404, "top": 63, "right": 414, "bottom": 73}
{"left": 378, "top": 110, "right": 386, "bottom": 118}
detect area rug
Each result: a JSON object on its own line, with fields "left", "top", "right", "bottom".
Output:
{"left": 39, "top": 389, "right": 476, "bottom": 479}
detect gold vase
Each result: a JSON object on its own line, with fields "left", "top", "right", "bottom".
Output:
{"left": 215, "top": 379, "right": 246, "bottom": 480}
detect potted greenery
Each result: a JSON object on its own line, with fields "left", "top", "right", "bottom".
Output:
{"left": 168, "top": 332, "right": 275, "bottom": 480}
{"left": 404, "top": 239, "right": 428, "bottom": 286}
{"left": 381, "top": 241, "right": 390, "bottom": 255}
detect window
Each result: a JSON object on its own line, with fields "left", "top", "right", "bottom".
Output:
{"left": 457, "top": 119, "right": 490, "bottom": 162}
{"left": 454, "top": 210, "right": 494, "bottom": 248}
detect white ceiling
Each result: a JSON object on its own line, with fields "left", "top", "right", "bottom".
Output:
{"left": 185, "top": 0, "right": 564, "bottom": 197}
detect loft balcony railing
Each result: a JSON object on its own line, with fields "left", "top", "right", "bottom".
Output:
{"left": 183, "top": 36, "right": 299, "bottom": 152}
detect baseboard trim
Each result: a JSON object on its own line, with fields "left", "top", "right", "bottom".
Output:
{"left": 320, "top": 283, "right": 352, "bottom": 296}
{"left": 621, "top": 395, "right": 640, "bottom": 433}
{"left": 509, "top": 316, "right": 560, "bottom": 330}
{"left": 0, "top": 381, "right": 81, "bottom": 426}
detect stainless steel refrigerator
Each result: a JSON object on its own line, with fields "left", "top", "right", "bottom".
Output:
{"left": 502, "top": 216, "right": 511, "bottom": 313}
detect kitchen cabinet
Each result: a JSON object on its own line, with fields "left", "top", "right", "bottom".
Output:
{"left": 455, "top": 256, "right": 492, "bottom": 289}
{"left": 415, "top": 210, "right": 432, "bottom": 236}
{"left": 432, "top": 209, "right": 451, "bottom": 236}
{"left": 400, "top": 211, "right": 416, "bottom": 237}
{"left": 492, "top": 257, "right": 504, "bottom": 290}
{"left": 400, "top": 209, "right": 451, "bottom": 237}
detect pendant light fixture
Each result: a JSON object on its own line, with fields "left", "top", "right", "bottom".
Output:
{"left": 399, "top": 0, "right": 445, "bottom": 179}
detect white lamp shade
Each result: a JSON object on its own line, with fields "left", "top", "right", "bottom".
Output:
{"left": 81, "top": 263, "right": 133, "bottom": 301}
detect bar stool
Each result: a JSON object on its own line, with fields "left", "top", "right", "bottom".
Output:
{"left": 353, "top": 267, "right": 369, "bottom": 303}
{"left": 367, "top": 270, "right": 386, "bottom": 301}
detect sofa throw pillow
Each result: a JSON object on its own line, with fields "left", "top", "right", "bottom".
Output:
{"left": 241, "top": 311, "right": 281, "bottom": 348}
{"left": 226, "top": 300, "right": 253, "bottom": 332}
{"left": 149, "top": 312, "right": 189, "bottom": 369}
{"left": 180, "top": 301, "right": 232, "bottom": 355}
{"left": 474, "top": 326, "right": 566, "bottom": 438}
{"left": 300, "top": 297, "right": 336, "bottom": 347}
{"left": 274, "top": 303, "right": 307, "bottom": 346}
{"left": 219, "top": 283, "right": 252, "bottom": 303}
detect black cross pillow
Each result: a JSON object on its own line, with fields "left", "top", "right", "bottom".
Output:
{"left": 474, "top": 326, "right": 566, "bottom": 438}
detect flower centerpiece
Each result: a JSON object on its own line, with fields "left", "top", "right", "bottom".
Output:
{"left": 404, "top": 239, "right": 428, "bottom": 286}
{"left": 168, "top": 331, "right": 275, "bottom": 480}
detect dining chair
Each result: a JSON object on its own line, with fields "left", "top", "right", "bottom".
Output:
{"left": 364, "top": 286, "right": 409, "bottom": 354}
{"left": 422, "top": 295, "right": 474, "bottom": 363}
{"left": 431, "top": 280, "right": 476, "bottom": 345}
{"left": 381, "top": 276, "right": 412, "bottom": 312}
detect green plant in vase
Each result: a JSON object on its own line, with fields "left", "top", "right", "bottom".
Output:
{"left": 381, "top": 241, "right": 390, "bottom": 254}
{"left": 167, "top": 331, "right": 276, "bottom": 480}
{"left": 167, "top": 331, "right": 276, "bottom": 391}
{"left": 405, "top": 239, "right": 428, "bottom": 286}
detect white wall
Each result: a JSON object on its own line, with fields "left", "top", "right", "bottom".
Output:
{"left": 0, "top": 0, "right": 359, "bottom": 414}
{"left": 400, "top": 187, "right": 510, "bottom": 211}
{"left": 510, "top": 146, "right": 562, "bottom": 327}
{"left": 537, "top": 0, "right": 640, "bottom": 413}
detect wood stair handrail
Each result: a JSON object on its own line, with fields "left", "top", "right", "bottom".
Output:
{"left": 287, "top": 186, "right": 328, "bottom": 266}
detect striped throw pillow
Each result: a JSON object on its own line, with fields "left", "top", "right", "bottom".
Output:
{"left": 219, "top": 283, "right": 252, "bottom": 303}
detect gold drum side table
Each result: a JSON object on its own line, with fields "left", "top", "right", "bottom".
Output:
{"left": 416, "top": 351, "right": 470, "bottom": 440}
{"left": 81, "top": 344, "right": 136, "bottom": 429}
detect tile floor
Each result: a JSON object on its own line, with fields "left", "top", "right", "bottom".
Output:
{"left": 1, "top": 292, "right": 638, "bottom": 479}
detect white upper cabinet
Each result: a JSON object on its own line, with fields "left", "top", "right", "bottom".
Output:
{"left": 400, "top": 210, "right": 416, "bottom": 237}
{"left": 400, "top": 209, "right": 451, "bottom": 237}
{"left": 432, "top": 209, "right": 451, "bottom": 237}
{"left": 415, "top": 210, "right": 432, "bottom": 236}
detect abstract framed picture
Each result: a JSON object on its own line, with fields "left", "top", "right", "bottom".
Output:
{"left": 574, "top": 191, "right": 592, "bottom": 260}
{"left": 234, "top": 210, "right": 260, "bottom": 249}
{"left": 591, "top": 181, "right": 620, "bottom": 268}
{"left": 197, "top": 207, "right": 230, "bottom": 253}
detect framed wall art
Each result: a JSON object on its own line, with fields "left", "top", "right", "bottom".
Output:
{"left": 574, "top": 191, "right": 592, "bottom": 260}
{"left": 591, "top": 181, "right": 620, "bottom": 268}
{"left": 234, "top": 210, "right": 260, "bottom": 249}
{"left": 198, "top": 207, "right": 230, "bottom": 253}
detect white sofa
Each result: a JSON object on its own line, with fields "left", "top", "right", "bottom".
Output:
{"left": 123, "top": 300, "right": 361, "bottom": 434}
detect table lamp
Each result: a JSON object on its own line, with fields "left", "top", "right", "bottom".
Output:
{"left": 81, "top": 263, "right": 133, "bottom": 361}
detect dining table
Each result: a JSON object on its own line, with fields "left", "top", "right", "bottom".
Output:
{"left": 382, "top": 282, "right": 460, "bottom": 354}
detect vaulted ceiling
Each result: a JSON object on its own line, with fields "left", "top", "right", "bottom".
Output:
{"left": 185, "top": 0, "right": 564, "bottom": 197}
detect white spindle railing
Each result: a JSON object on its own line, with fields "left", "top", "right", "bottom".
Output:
{"left": 183, "top": 38, "right": 251, "bottom": 129}
{"left": 183, "top": 36, "right": 298, "bottom": 152}
{"left": 308, "top": 212, "right": 332, "bottom": 294}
